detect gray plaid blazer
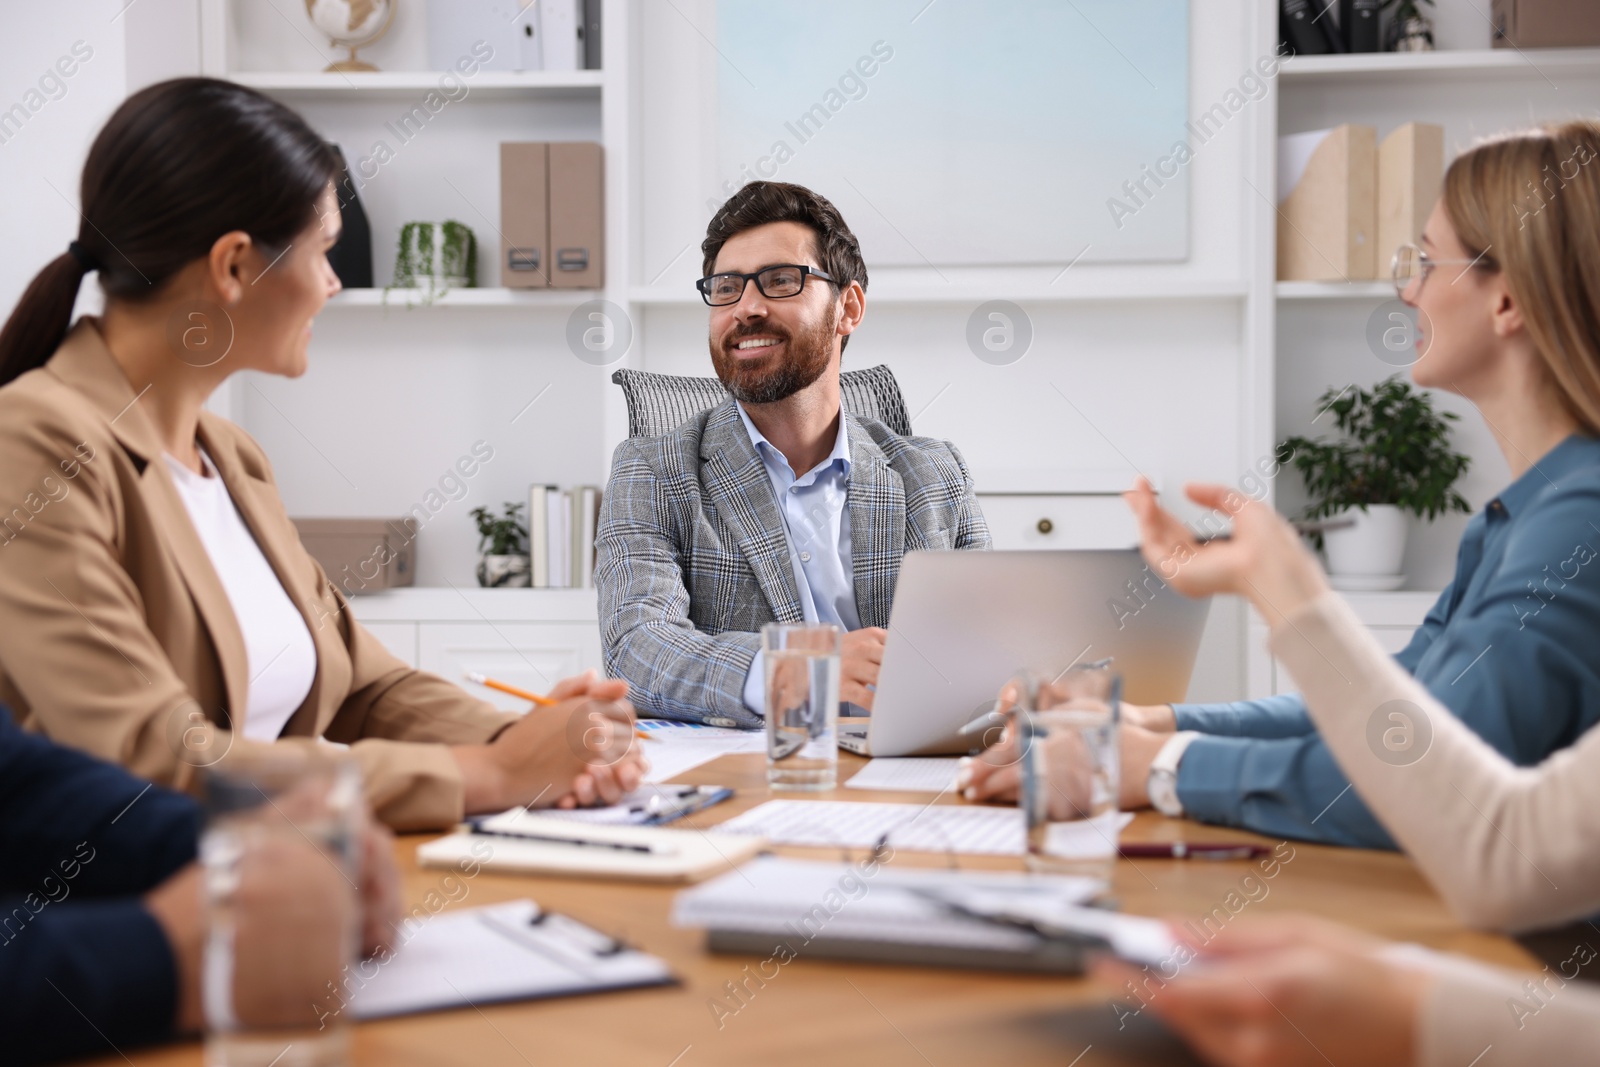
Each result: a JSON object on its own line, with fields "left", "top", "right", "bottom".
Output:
{"left": 596, "top": 398, "right": 990, "bottom": 726}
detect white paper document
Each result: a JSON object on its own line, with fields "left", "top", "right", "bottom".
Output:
{"left": 348, "top": 900, "right": 673, "bottom": 1020}
{"left": 634, "top": 722, "right": 767, "bottom": 783}
{"left": 844, "top": 758, "right": 962, "bottom": 793}
{"left": 715, "top": 800, "right": 1134, "bottom": 856}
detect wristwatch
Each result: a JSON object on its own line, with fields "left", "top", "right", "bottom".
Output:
{"left": 1147, "top": 731, "right": 1200, "bottom": 818}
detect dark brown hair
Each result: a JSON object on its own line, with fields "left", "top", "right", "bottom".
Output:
{"left": 701, "top": 181, "right": 867, "bottom": 352}
{"left": 0, "top": 77, "right": 338, "bottom": 386}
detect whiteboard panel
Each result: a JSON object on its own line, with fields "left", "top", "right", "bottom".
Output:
{"left": 714, "top": 0, "right": 1190, "bottom": 266}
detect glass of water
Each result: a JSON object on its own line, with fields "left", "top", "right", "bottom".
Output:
{"left": 1010, "top": 663, "right": 1122, "bottom": 893}
{"left": 763, "top": 622, "right": 842, "bottom": 790}
{"left": 201, "top": 750, "right": 362, "bottom": 1067}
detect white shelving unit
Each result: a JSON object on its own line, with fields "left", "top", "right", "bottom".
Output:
{"left": 231, "top": 70, "right": 604, "bottom": 98}
{"left": 1250, "top": 37, "right": 1600, "bottom": 695}
{"left": 1280, "top": 47, "right": 1600, "bottom": 80}
{"left": 1275, "top": 280, "right": 1394, "bottom": 300}
{"left": 326, "top": 287, "right": 602, "bottom": 309}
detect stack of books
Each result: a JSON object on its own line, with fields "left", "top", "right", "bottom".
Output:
{"left": 528, "top": 485, "right": 601, "bottom": 588}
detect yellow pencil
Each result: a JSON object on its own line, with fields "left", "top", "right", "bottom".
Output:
{"left": 463, "top": 671, "right": 656, "bottom": 742}
{"left": 463, "top": 671, "right": 555, "bottom": 706}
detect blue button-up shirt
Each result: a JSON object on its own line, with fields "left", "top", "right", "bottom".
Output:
{"left": 1172, "top": 433, "right": 1600, "bottom": 847}
{"left": 737, "top": 404, "right": 861, "bottom": 713}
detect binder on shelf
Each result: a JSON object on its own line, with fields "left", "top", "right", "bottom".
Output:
{"left": 568, "top": 486, "right": 600, "bottom": 588}
{"left": 1377, "top": 123, "right": 1444, "bottom": 272}
{"left": 548, "top": 490, "right": 571, "bottom": 589}
{"left": 1280, "top": 0, "right": 1332, "bottom": 55}
{"left": 528, "top": 484, "right": 557, "bottom": 587}
{"left": 582, "top": 0, "right": 603, "bottom": 69}
{"left": 425, "top": 0, "right": 542, "bottom": 72}
{"left": 500, "top": 142, "right": 550, "bottom": 288}
{"left": 539, "top": 0, "right": 584, "bottom": 72}
{"left": 548, "top": 142, "right": 605, "bottom": 288}
{"left": 1277, "top": 124, "right": 1378, "bottom": 282}
{"left": 1340, "top": 0, "right": 1381, "bottom": 51}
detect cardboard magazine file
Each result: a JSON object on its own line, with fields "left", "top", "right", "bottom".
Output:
{"left": 500, "top": 142, "right": 550, "bottom": 288}
{"left": 1277, "top": 124, "right": 1378, "bottom": 281}
{"left": 291, "top": 518, "right": 418, "bottom": 595}
{"left": 549, "top": 142, "right": 604, "bottom": 288}
{"left": 1377, "top": 123, "right": 1445, "bottom": 276}
{"left": 1492, "top": 0, "right": 1600, "bottom": 47}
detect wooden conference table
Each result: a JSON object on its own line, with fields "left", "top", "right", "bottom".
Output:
{"left": 98, "top": 751, "right": 1539, "bottom": 1067}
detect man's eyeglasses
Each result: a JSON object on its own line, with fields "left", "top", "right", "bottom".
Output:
{"left": 1391, "top": 243, "right": 1495, "bottom": 298}
{"left": 696, "top": 264, "right": 835, "bottom": 307}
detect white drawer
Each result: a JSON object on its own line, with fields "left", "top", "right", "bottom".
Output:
{"left": 975, "top": 494, "right": 1138, "bottom": 551}
{"left": 360, "top": 621, "right": 418, "bottom": 667}
{"left": 419, "top": 622, "right": 603, "bottom": 712}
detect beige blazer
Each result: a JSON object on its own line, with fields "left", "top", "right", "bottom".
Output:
{"left": 0, "top": 319, "right": 517, "bottom": 829}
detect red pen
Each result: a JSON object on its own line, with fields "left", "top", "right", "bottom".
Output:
{"left": 1119, "top": 842, "right": 1270, "bottom": 860}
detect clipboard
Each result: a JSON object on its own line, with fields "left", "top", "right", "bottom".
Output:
{"left": 349, "top": 899, "right": 675, "bottom": 1020}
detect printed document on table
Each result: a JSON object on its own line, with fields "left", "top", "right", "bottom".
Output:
{"left": 844, "top": 758, "right": 962, "bottom": 793}
{"left": 716, "top": 800, "right": 1133, "bottom": 856}
{"left": 635, "top": 721, "right": 767, "bottom": 783}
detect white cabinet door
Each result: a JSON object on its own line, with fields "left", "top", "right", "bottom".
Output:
{"left": 976, "top": 494, "right": 1139, "bottom": 551}
{"left": 1246, "top": 620, "right": 1425, "bottom": 698}
{"left": 359, "top": 622, "right": 418, "bottom": 667}
{"left": 419, "top": 623, "right": 603, "bottom": 712}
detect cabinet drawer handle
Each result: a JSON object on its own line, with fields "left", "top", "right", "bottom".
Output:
{"left": 1036, "top": 518, "right": 1054, "bottom": 535}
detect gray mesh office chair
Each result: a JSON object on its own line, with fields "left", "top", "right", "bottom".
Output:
{"left": 610, "top": 365, "right": 913, "bottom": 439}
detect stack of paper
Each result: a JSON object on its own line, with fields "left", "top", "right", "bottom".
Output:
{"left": 672, "top": 856, "right": 1172, "bottom": 973}
{"left": 715, "top": 800, "right": 1133, "bottom": 857}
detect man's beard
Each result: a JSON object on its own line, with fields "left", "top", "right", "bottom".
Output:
{"left": 711, "top": 306, "right": 836, "bottom": 405}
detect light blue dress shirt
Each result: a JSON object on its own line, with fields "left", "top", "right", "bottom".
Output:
{"left": 736, "top": 404, "right": 862, "bottom": 714}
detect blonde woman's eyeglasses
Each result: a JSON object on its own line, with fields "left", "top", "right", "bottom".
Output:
{"left": 1391, "top": 243, "right": 1495, "bottom": 298}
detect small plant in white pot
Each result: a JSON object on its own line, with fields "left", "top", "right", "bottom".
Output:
{"left": 471, "top": 502, "right": 531, "bottom": 588}
{"left": 1280, "top": 377, "right": 1470, "bottom": 591}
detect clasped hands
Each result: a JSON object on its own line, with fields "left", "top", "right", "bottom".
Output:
{"left": 454, "top": 669, "right": 650, "bottom": 814}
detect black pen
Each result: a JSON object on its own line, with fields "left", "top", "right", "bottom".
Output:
{"left": 468, "top": 822, "right": 674, "bottom": 855}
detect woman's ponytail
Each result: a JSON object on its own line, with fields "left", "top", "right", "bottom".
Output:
{"left": 0, "top": 251, "right": 92, "bottom": 388}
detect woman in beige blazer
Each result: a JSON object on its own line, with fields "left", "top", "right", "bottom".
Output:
{"left": 0, "top": 78, "right": 643, "bottom": 830}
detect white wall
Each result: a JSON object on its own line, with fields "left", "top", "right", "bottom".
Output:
{"left": 0, "top": 1, "right": 129, "bottom": 318}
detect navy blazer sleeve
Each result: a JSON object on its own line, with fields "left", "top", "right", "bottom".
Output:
{"left": 0, "top": 710, "right": 201, "bottom": 1065}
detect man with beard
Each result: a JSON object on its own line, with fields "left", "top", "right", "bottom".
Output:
{"left": 595, "top": 181, "right": 989, "bottom": 726}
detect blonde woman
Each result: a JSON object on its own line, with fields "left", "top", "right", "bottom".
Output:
{"left": 0, "top": 78, "right": 644, "bottom": 829}
{"left": 968, "top": 120, "right": 1600, "bottom": 855}
{"left": 974, "top": 121, "right": 1600, "bottom": 1064}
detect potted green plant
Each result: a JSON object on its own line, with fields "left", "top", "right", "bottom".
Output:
{"left": 1382, "top": 0, "right": 1435, "bottom": 52}
{"left": 1279, "top": 376, "right": 1470, "bottom": 590}
{"left": 471, "top": 502, "right": 530, "bottom": 588}
{"left": 389, "top": 219, "right": 477, "bottom": 306}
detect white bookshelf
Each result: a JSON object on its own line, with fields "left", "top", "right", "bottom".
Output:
{"left": 1280, "top": 46, "right": 1600, "bottom": 81}
{"left": 326, "top": 287, "right": 602, "bottom": 309}
{"left": 230, "top": 70, "right": 604, "bottom": 99}
{"left": 1275, "top": 280, "right": 1393, "bottom": 300}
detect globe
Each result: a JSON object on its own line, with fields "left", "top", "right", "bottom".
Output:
{"left": 304, "top": 0, "right": 395, "bottom": 73}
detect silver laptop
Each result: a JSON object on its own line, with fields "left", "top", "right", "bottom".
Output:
{"left": 838, "top": 550, "right": 1211, "bottom": 757}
